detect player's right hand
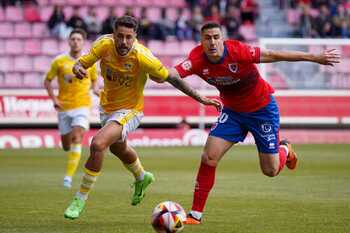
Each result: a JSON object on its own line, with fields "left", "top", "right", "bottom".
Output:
{"left": 73, "top": 64, "right": 87, "bottom": 79}
{"left": 53, "top": 99, "right": 63, "bottom": 111}
{"left": 200, "top": 97, "right": 222, "bottom": 112}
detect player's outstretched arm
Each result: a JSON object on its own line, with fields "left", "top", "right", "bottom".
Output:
{"left": 260, "top": 49, "right": 340, "bottom": 66}
{"left": 72, "top": 61, "right": 88, "bottom": 79}
{"left": 166, "top": 68, "right": 222, "bottom": 111}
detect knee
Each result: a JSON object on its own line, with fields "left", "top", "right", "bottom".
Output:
{"left": 201, "top": 153, "right": 219, "bottom": 167}
{"left": 262, "top": 167, "right": 279, "bottom": 177}
{"left": 71, "top": 132, "right": 83, "bottom": 144}
{"left": 90, "top": 137, "right": 108, "bottom": 152}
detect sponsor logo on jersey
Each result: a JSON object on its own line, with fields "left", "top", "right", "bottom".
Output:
{"left": 228, "top": 63, "right": 238, "bottom": 73}
{"left": 207, "top": 76, "right": 240, "bottom": 86}
{"left": 181, "top": 60, "right": 192, "bottom": 71}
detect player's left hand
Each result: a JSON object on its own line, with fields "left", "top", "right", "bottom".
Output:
{"left": 200, "top": 97, "right": 222, "bottom": 112}
{"left": 315, "top": 49, "right": 340, "bottom": 66}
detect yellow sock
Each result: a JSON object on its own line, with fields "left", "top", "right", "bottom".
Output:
{"left": 77, "top": 168, "right": 100, "bottom": 200}
{"left": 65, "top": 144, "right": 82, "bottom": 178}
{"left": 123, "top": 158, "right": 145, "bottom": 181}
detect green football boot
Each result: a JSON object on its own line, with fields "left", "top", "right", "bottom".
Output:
{"left": 64, "top": 196, "right": 86, "bottom": 220}
{"left": 131, "top": 171, "right": 155, "bottom": 206}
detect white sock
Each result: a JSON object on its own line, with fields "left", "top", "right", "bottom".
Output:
{"left": 76, "top": 191, "right": 88, "bottom": 201}
{"left": 137, "top": 170, "right": 145, "bottom": 181}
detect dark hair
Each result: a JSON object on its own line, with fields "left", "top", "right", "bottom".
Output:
{"left": 69, "top": 28, "right": 87, "bottom": 39}
{"left": 114, "top": 15, "right": 138, "bottom": 32}
{"left": 200, "top": 22, "right": 221, "bottom": 33}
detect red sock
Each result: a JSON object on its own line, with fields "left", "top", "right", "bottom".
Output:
{"left": 191, "top": 162, "right": 216, "bottom": 212}
{"left": 278, "top": 146, "right": 288, "bottom": 173}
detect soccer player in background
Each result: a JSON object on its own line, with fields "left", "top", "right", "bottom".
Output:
{"left": 44, "top": 29, "right": 99, "bottom": 189}
{"left": 173, "top": 22, "right": 340, "bottom": 224}
{"left": 64, "top": 16, "right": 221, "bottom": 220}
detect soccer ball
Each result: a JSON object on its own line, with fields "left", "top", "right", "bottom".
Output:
{"left": 151, "top": 201, "right": 187, "bottom": 233}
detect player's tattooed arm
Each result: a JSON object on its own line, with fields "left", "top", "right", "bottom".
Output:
{"left": 72, "top": 61, "right": 88, "bottom": 79}
{"left": 166, "top": 68, "right": 222, "bottom": 111}
{"left": 260, "top": 49, "right": 340, "bottom": 66}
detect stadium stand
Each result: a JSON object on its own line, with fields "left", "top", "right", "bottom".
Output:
{"left": 0, "top": 0, "right": 349, "bottom": 129}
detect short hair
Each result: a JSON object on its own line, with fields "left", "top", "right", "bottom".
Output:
{"left": 69, "top": 28, "right": 87, "bottom": 39}
{"left": 114, "top": 15, "right": 138, "bottom": 32}
{"left": 200, "top": 22, "right": 221, "bottom": 33}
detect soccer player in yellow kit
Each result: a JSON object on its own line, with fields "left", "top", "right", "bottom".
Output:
{"left": 44, "top": 29, "right": 99, "bottom": 189}
{"left": 64, "top": 16, "right": 221, "bottom": 219}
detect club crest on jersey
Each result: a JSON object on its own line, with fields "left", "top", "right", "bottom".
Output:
{"left": 124, "top": 63, "right": 132, "bottom": 70}
{"left": 228, "top": 63, "right": 238, "bottom": 73}
{"left": 181, "top": 60, "right": 192, "bottom": 71}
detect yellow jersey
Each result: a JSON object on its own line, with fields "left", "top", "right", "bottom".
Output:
{"left": 46, "top": 53, "right": 98, "bottom": 111}
{"left": 79, "top": 35, "right": 169, "bottom": 113}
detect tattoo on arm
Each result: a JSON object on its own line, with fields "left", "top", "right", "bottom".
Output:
{"left": 166, "top": 75, "right": 203, "bottom": 103}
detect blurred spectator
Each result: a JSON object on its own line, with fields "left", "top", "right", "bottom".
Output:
{"left": 175, "top": 8, "right": 192, "bottom": 41}
{"left": 101, "top": 8, "right": 117, "bottom": 34}
{"left": 1, "top": 0, "right": 23, "bottom": 8}
{"left": 188, "top": 5, "right": 204, "bottom": 41}
{"left": 85, "top": 7, "right": 102, "bottom": 40}
{"left": 222, "top": 4, "right": 243, "bottom": 40}
{"left": 240, "top": 0, "right": 258, "bottom": 23}
{"left": 314, "top": 4, "right": 334, "bottom": 37}
{"left": 23, "top": 0, "right": 41, "bottom": 23}
{"left": 138, "top": 7, "right": 153, "bottom": 42}
{"left": 66, "top": 6, "right": 88, "bottom": 33}
{"left": 333, "top": 4, "right": 350, "bottom": 38}
{"left": 47, "top": 5, "right": 71, "bottom": 39}
{"left": 124, "top": 6, "right": 135, "bottom": 17}
{"left": 154, "top": 8, "right": 175, "bottom": 41}
{"left": 298, "top": 4, "right": 318, "bottom": 37}
{"left": 205, "top": 4, "right": 221, "bottom": 23}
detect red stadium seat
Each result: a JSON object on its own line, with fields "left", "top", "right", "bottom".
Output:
{"left": 147, "top": 40, "right": 164, "bottom": 56}
{"left": 146, "top": 7, "right": 161, "bottom": 23}
{"left": 135, "top": 0, "right": 152, "bottom": 6}
{"left": 96, "top": 7, "right": 108, "bottom": 20}
{"left": 69, "top": 0, "right": 84, "bottom": 6}
{"left": 5, "top": 6, "right": 23, "bottom": 22}
{"left": 41, "top": 39, "right": 59, "bottom": 55}
{"left": 239, "top": 23, "right": 257, "bottom": 41}
{"left": 59, "top": 40, "right": 69, "bottom": 53}
{"left": 180, "top": 40, "right": 196, "bottom": 55}
{"left": 40, "top": 6, "right": 53, "bottom": 22}
{"left": 0, "top": 8, "right": 5, "bottom": 21}
{"left": 32, "top": 23, "right": 49, "bottom": 38}
{"left": 166, "top": 8, "right": 178, "bottom": 21}
{"left": 0, "top": 22, "right": 14, "bottom": 38}
{"left": 15, "top": 56, "right": 33, "bottom": 72}
{"left": 50, "top": 0, "right": 66, "bottom": 5}
{"left": 14, "top": 23, "right": 32, "bottom": 38}
{"left": 101, "top": 0, "right": 116, "bottom": 6}
{"left": 23, "top": 72, "right": 43, "bottom": 88}
{"left": 4, "top": 72, "right": 23, "bottom": 87}
{"left": 36, "top": 0, "right": 49, "bottom": 5}
{"left": 163, "top": 40, "right": 183, "bottom": 56}
{"left": 5, "top": 39, "right": 23, "bottom": 55}
{"left": 24, "top": 39, "right": 42, "bottom": 55}
{"left": 33, "top": 56, "right": 52, "bottom": 72}
{"left": 0, "top": 56, "right": 14, "bottom": 72}
{"left": 170, "top": 0, "right": 186, "bottom": 7}
{"left": 0, "top": 39, "right": 4, "bottom": 55}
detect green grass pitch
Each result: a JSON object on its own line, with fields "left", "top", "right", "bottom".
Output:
{"left": 0, "top": 145, "right": 349, "bottom": 233}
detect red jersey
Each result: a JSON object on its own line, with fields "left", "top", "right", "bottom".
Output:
{"left": 175, "top": 40, "right": 274, "bottom": 112}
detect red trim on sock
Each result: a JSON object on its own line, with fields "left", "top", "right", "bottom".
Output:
{"left": 278, "top": 146, "right": 287, "bottom": 173}
{"left": 191, "top": 162, "right": 216, "bottom": 212}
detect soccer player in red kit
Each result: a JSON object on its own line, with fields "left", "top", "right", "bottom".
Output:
{"left": 173, "top": 22, "right": 340, "bottom": 224}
